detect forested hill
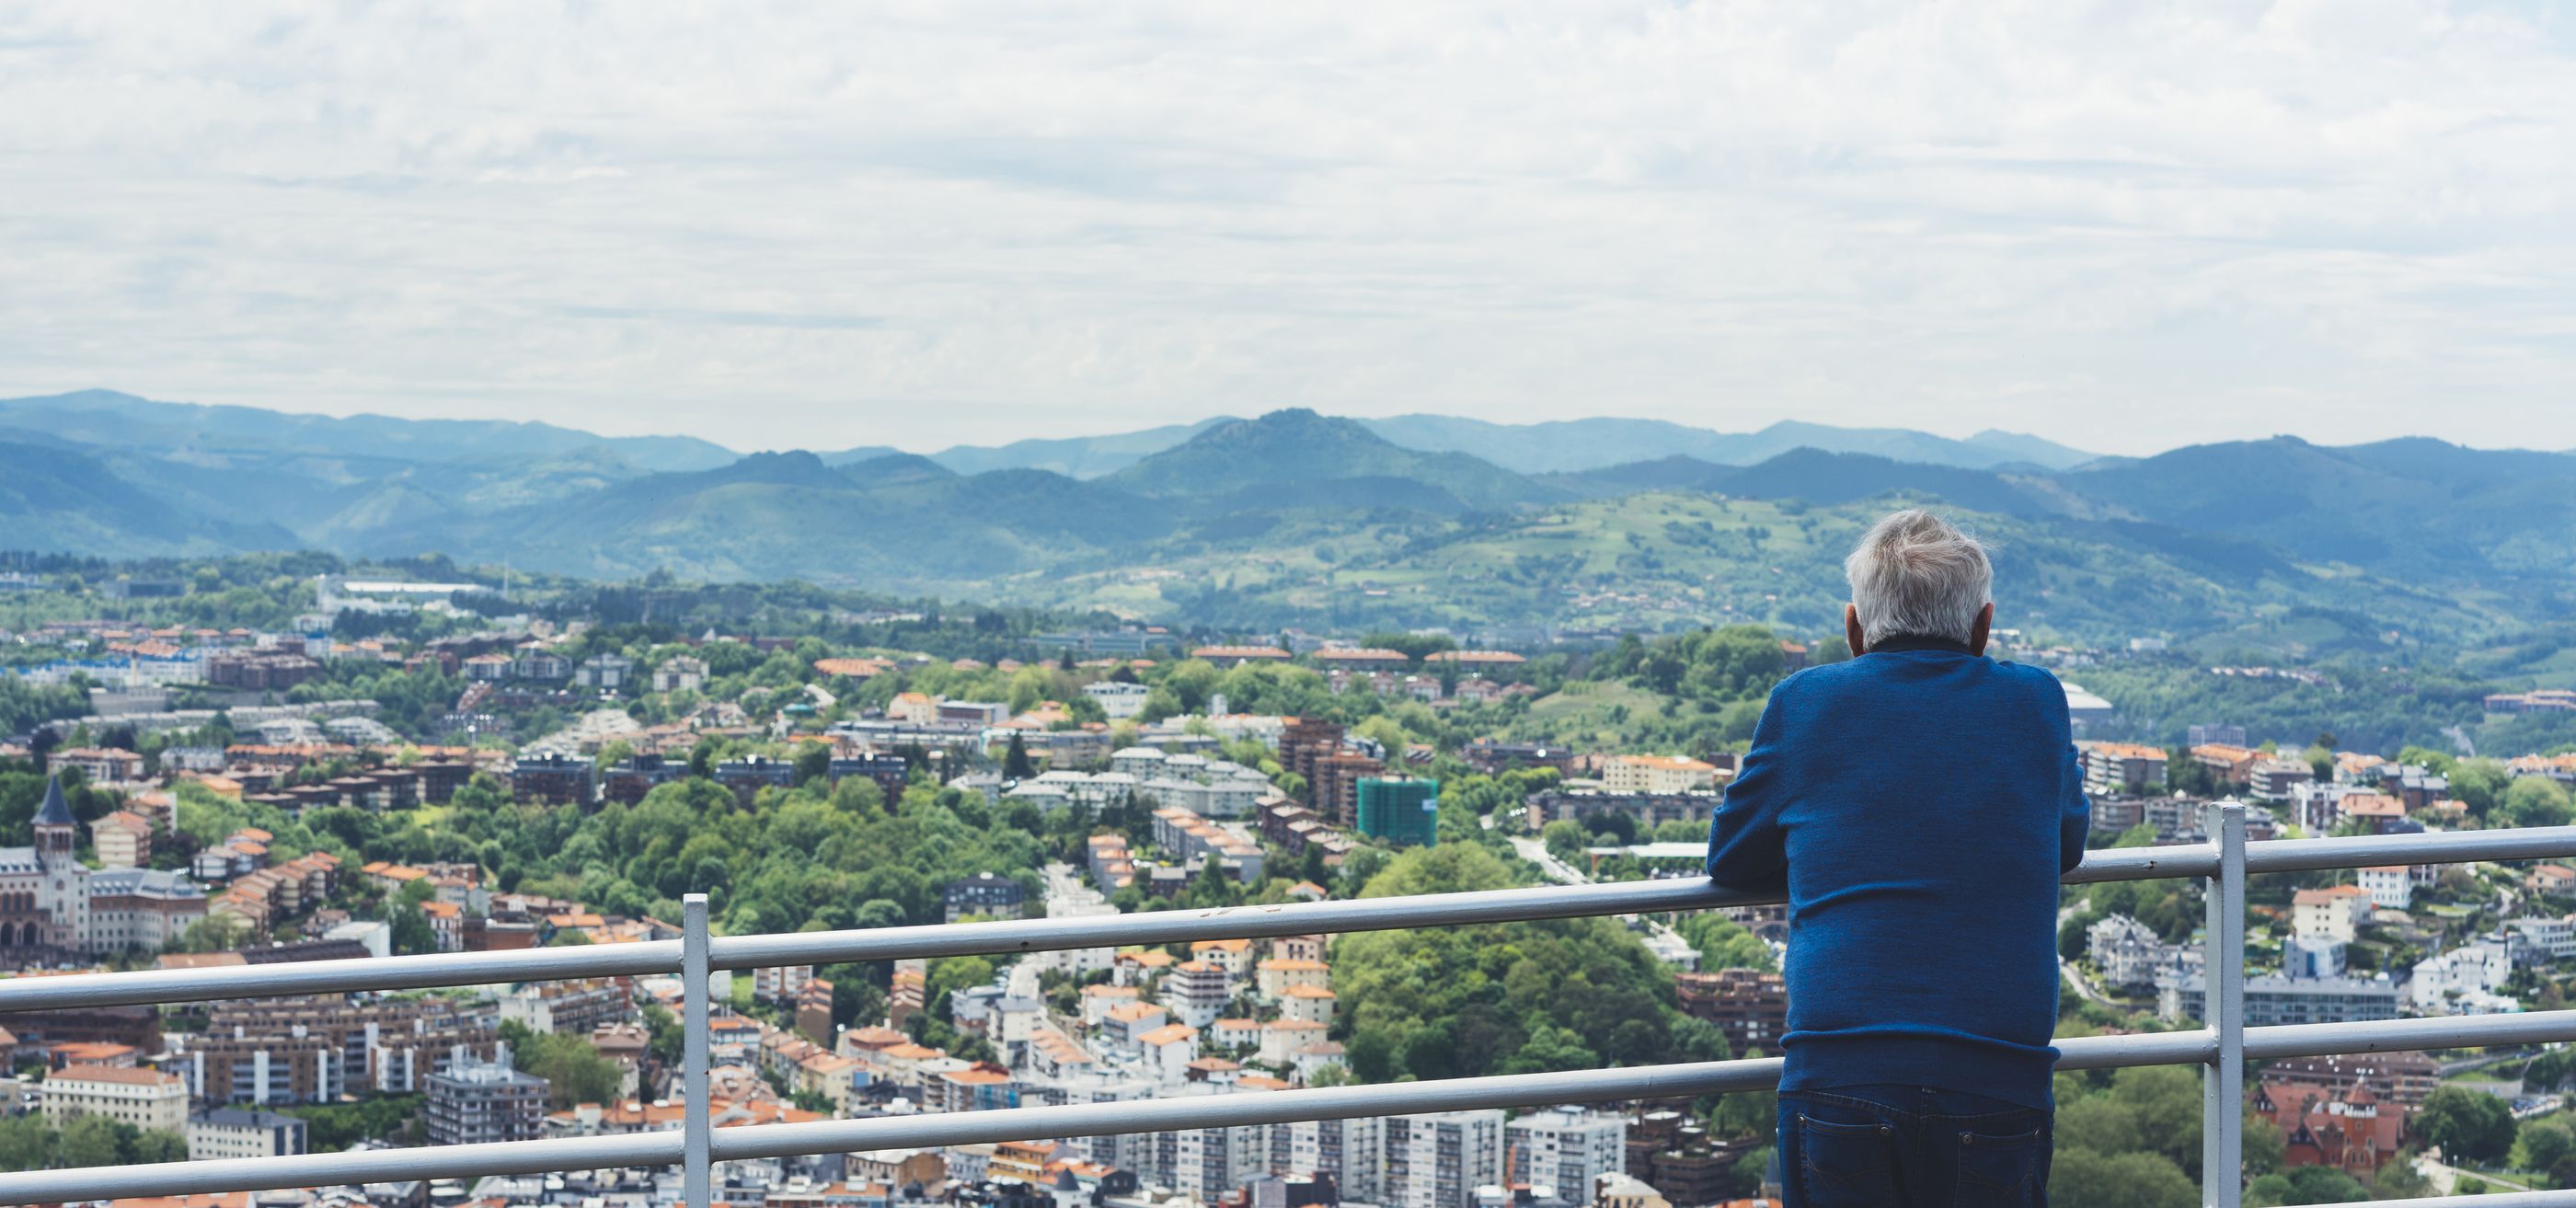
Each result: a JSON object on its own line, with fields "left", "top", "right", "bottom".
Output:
{"left": 7, "top": 393, "right": 2576, "bottom": 654}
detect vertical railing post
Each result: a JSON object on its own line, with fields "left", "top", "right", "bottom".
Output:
{"left": 684, "top": 892, "right": 712, "bottom": 1208}
{"left": 2202, "top": 802, "right": 2247, "bottom": 1208}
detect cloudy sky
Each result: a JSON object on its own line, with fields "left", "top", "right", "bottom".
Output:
{"left": 3, "top": 1, "right": 2570, "bottom": 455}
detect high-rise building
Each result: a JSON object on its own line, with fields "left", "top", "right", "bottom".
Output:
{"left": 1506, "top": 1109, "right": 1627, "bottom": 1200}
{"left": 424, "top": 1051, "right": 549, "bottom": 1147}
{"left": 1384, "top": 1110, "right": 1504, "bottom": 1208}
{"left": 1271, "top": 1115, "right": 1383, "bottom": 1202}
{"left": 1355, "top": 778, "right": 1441, "bottom": 847}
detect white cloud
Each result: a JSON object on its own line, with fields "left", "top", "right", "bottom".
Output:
{"left": 0, "top": 0, "right": 2569, "bottom": 454}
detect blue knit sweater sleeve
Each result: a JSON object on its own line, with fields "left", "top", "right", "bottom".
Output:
{"left": 1704, "top": 679, "right": 1792, "bottom": 895}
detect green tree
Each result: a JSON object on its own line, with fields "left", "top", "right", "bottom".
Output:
{"left": 500, "top": 1020, "right": 625, "bottom": 1110}
{"left": 2367, "top": 1151, "right": 2432, "bottom": 1199}
{"left": 2415, "top": 1085, "right": 2517, "bottom": 1165}
{"left": 2047, "top": 1148, "right": 2196, "bottom": 1208}
{"left": 792, "top": 741, "right": 832, "bottom": 787}
{"left": 1002, "top": 732, "right": 1035, "bottom": 779}
{"left": 56, "top": 1114, "right": 121, "bottom": 1168}
{"left": 2522, "top": 1117, "right": 2576, "bottom": 1172}
{"left": 2505, "top": 777, "right": 2575, "bottom": 828}
{"left": 1541, "top": 820, "right": 1588, "bottom": 862}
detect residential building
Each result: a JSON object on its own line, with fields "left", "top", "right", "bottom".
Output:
{"left": 499, "top": 979, "right": 635, "bottom": 1034}
{"left": 2248, "top": 758, "right": 2317, "bottom": 802}
{"left": 43, "top": 1064, "right": 188, "bottom": 1133}
{"left": 2086, "top": 914, "right": 2194, "bottom": 993}
{"left": 2283, "top": 937, "right": 2347, "bottom": 981}
{"left": 1507, "top": 1109, "right": 1627, "bottom": 1201}
{"left": 2250, "top": 1080, "right": 2408, "bottom": 1179}
{"left": 2409, "top": 939, "right": 2519, "bottom": 1016}
{"left": 1147, "top": 1113, "right": 1271, "bottom": 1203}
{"left": 2162, "top": 972, "right": 2399, "bottom": 1028}
{"left": 425, "top": 1053, "right": 550, "bottom": 1146}
{"left": 510, "top": 752, "right": 593, "bottom": 807}
{"left": 50, "top": 747, "right": 146, "bottom": 783}
{"left": 2355, "top": 866, "right": 2412, "bottom": 911}
{"left": 651, "top": 656, "right": 708, "bottom": 694}
{"left": 714, "top": 754, "right": 799, "bottom": 801}
{"left": 1355, "top": 777, "right": 1440, "bottom": 847}
{"left": 1601, "top": 756, "right": 1719, "bottom": 796}
{"left": 1083, "top": 681, "right": 1150, "bottom": 720}
{"left": 601, "top": 753, "right": 684, "bottom": 805}
{"left": 88, "top": 811, "right": 153, "bottom": 869}
{"left": 2081, "top": 742, "right": 2168, "bottom": 796}
{"left": 754, "top": 964, "right": 815, "bottom": 1005}
{"left": 190, "top": 995, "right": 500, "bottom": 1102}
{"left": 1673, "top": 969, "right": 1788, "bottom": 1058}
{"left": 2293, "top": 886, "right": 2373, "bottom": 944}
{"left": 1160, "top": 961, "right": 1232, "bottom": 1029}
{"left": 1255, "top": 958, "right": 1328, "bottom": 1001}
{"left": 2188, "top": 723, "right": 2248, "bottom": 748}
{"left": 829, "top": 752, "right": 912, "bottom": 803}
{"left": 2513, "top": 913, "right": 2576, "bottom": 961}
{"left": 944, "top": 872, "right": 1029, "bottom": 924}
{"left": 575, "top": 653, "right": 633, "bottom": 691}
{"left": 1384, "top": 1110, "right": 1505, "bottom": 1208}
{"left": 1190, "top": 646, "right": 1292, "bottom": 667}
{"left": 86, "top": 869, "right": 209, "bottom": 953}
{"left": 1271, "top": 1115, "right": 1384, "bottom": 1202}
{"left": 1523, "top": 790, "right": 1719, "bottom": 832}
{"left": 187, "top": 1109, "right": 308, "bottom": 1161}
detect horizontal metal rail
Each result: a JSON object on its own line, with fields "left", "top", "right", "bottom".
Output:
{"left": 1, "top": 1011, "right": 2570, "bottom": 1203}
{"left": 1, "top": 822, "right": 2571, "bottom": 1206}
{"left": 0, "top": 837, "right": 2237, "bottom": 1013}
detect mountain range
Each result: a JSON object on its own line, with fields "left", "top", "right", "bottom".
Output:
{"left": 4, "top": 388, "right": 2570, "bottom": 648}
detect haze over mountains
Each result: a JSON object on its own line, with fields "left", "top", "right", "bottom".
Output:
{"left": 6, "top": 388, "right": 2573, "bottom": 645}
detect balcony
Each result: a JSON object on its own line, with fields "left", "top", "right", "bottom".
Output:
{"left": 4, "top": 807, "right": 2576, "bottom": 1208}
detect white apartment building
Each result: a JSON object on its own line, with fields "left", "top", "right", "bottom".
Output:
{"left": 1083, "top": 681, "right": 1150, "bottom": 720}
{"left": 187, "top": 1108, "right": 308, "bottom": 1161}
{"left": 2292, "top": 886, "right": 2373, "bottom": 943}
{"left": 1601, "top": 755, "right": 1719, "bottom": 796}
{"left": 2356, "top": 866, "right": 2413, "bottom": 911}
{"left": 1505, "top": 1109, "right": 1627, "bottom": 1201}
{"left": 2086, "top": 914, "right": 2168, "bottom": 991}
{"left": 1385, "top": 1110, "right": 1505, "bottom": 1208}
{"left": 2409, "top": 940, "right": 2520, "bottom": 1016}
{"left": 45, "top": 1064, "right": 189, "bottom": 1133}
{"left": 1161, "top": 961, "right": 1234, "bottom": 1028}
{"left": 2513, "top": 914, "right": 2576, "bottom": 961}
{"left": 1149, "top": 1114, "right": 1271, "bottom": 1203}
{"left": 1272, "top": 1114, "right": 1384, "bottom": 1202}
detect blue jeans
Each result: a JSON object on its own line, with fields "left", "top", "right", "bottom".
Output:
{"left": 1777, "top": 1084, "right": 2053, "bottom": 1208}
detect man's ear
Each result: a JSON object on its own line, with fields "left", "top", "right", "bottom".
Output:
{"left": 1969, "top": 601, "right": 1994, "bottom": 657}
{"left": 1846, "top": 604, "right": 1867, "bottom": 658}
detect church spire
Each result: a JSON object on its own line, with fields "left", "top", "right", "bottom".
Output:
{"left": 34, "top": 772, "right": 74, "bottom": 827}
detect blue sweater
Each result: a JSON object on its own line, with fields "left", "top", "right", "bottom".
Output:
{"left": 1704, "top": 636, "right": 2089, "bottom": 1110}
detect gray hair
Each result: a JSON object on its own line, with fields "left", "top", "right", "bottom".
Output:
{"left": 1844, "top": 509, "right": 1992, "bottom": 647}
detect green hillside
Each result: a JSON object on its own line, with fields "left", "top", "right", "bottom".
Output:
{"left": 1108, "top": 408, "right": 1561, "bottom": 511}
{"left": 973, "top": 491, "right": 2508, "bottom": 653}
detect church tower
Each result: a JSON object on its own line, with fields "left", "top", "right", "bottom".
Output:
{"left": 32, "top": 773, "right": 76, "bottom": 867}
{"left": 29, "top": 774, "right": 88, "bottom": 952}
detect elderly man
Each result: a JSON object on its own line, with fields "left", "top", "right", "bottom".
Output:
{"left": 1705, "top": 509, "right": 2088, "bottom": 1208}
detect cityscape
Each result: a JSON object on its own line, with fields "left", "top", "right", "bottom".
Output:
{"left": 2, "top": 536, "right": 2575, "bottom": 1205}
{"left": 9, "top": 2, "right": 2576, "bottom": 1206}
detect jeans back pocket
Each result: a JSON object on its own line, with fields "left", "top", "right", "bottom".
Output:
{"left": 1798, "top": 1112, "right": 1900, "bottom": 1208}
{"left": 1954, "top": 1123, "right": 2044, "bottom": 1202}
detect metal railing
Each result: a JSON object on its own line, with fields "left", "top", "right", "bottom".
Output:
{"left": 4, "top": 809, "right": 2576, "bottom": 1207}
